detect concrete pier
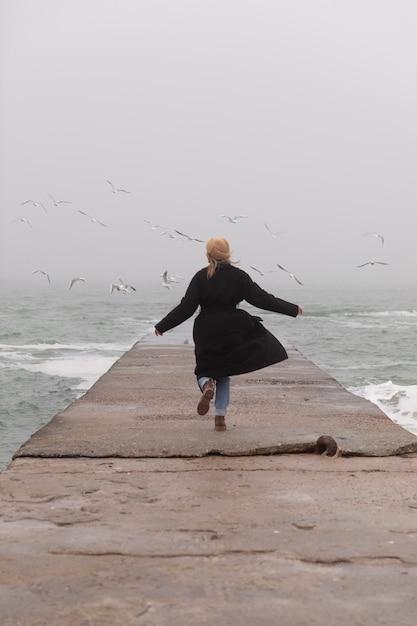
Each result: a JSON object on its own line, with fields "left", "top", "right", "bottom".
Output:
{"left": 2, "top": 327, "right": 417, "bottom": 625}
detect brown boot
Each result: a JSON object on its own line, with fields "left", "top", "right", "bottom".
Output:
{"left": 197, "top": 380, "right": 214, "bottom": 416}
{"left": 214, "top": 416, "right": 226, "bottom": 431}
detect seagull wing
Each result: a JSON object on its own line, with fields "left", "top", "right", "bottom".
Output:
{"left": 174, "top": 230, "right": 191, "bottom": 239}
{"left": 31, "top": 269, "right": 50, "bottom": 283}
{"left": 69, "top": 277, "right": 85, "bottom": 290}
{"left": 13, "top": 218, "right": 32, "bottom": 227}
{"left": 363, "top": 232, "right": 385, "bottom": 247}
{"left": 250, "top": 266, "right": 264, "bottom": 275}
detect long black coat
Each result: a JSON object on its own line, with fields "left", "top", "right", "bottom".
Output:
{"left": 155, "top": 263, "right": 300, "bottom": 379}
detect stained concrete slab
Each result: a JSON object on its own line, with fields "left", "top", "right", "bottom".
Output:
{"left": 2, "top": 455, "right": 417, "bottom": 626}
{"left": 3, "top": 328, "right": 417, "bottom": 625}
{"left": 13, "top": 326, "right": 417, "bottom": 460}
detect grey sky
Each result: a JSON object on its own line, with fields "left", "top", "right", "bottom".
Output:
{"left": 1, "top": 0, "right": 417, "bottom": 291}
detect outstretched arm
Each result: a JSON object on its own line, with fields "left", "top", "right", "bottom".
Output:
{"left": 244, "top": 279, "right": 301, "bottom": 317}
{"left": 154, "top": 273, "right": 200, "bottom": 334}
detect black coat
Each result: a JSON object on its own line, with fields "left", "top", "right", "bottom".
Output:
{"left": 155, "top": 263, "right": 300, "bottom": 379}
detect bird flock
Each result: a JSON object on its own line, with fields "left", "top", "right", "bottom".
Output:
{"left": 142, "top": 218, "right": 389, "bottom": 287}
{"left": 11, "top": 181, "right": 138, "bottom": 293}
{"left": 10, "top": 184, "right": 389, "bottom": 291}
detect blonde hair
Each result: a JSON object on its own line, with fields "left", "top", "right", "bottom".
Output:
{"left": 206, "top": 237, "right": 235, "bottom": 278}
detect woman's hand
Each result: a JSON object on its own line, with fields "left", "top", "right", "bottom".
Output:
{"left": 154, "top": 328, "right": 163, "bottom": 336}
{"left": 298, "top": 306, "right": 303, "bottom": 315}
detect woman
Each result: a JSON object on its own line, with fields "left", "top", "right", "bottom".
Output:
{"left": 154, "top": 237, "right": 302, "bottom": 431}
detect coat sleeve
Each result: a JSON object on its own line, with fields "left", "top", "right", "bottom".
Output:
{"left": 155, "top": 273, "right": 201, "bottom": 333}
{"left": 243, "top": 275, "right": 299, "bottom": 317}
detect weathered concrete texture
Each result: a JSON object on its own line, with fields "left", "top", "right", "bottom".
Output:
{"left": 3, "top": 330, "right": 417, "bottom": 625}
{"left": 13, "top": 330, "right": 417, "bottom": 460}
{"left": 2, "top": 455, "right": 417, "bottom": 626}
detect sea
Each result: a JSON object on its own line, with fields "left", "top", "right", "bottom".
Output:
{"left": 1, "top": 284, "right": 417, "bottom": 470}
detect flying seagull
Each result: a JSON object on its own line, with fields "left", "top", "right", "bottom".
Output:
{"left": 110, "top": 279, "right": 136, "bottom": 294}
{"left": 221, "top": 215, "right": 248, "bottom": 223}
{"left": 276, "top": 264, "right": 303, "bottom": 285}
{"left": 160, "top": 270, "right": 183, "bottom": 286}
{"left": 264, "top": 223, "right": 283, "bottom": 238}
{"left": 78, "top": 210, "right": 108, "bottom": 227}
{"left": 159, "top": 231, "right": 177, "bottom": 239}
{"left": 107, "top": 180, "right": 131, "bottom": 194}
{"left": 250, "top": 266, "right": 265, "bottom": 276}
{"left": 357, "top": 261, "right": 389, "bottom": 268}
{"left": 68, "top": 277, "right": 86, "bottom": 290}
{"left": 21, "top": 199, "right": 47, "bottom": 213}
{"left": 363, "top": 232, "right": 384, "bottom": 247}
{"left": 11, "top": 217, "right": 32, "bottom": 227}
{"left": 160, "top": 271, "right": 173, "bottom": 289}
{"left": 174, "top": 229, "right": 204, "bottom": 242}
{"left": 48, "top": 193, "right": 71, "bottom": 206}
{"left": 31, "top": 269, "right": 50, "bottom": 283}
{"left": 144, "top": 220, "right": 166, "bottom": 230}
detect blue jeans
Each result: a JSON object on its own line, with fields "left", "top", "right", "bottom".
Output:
{"left": 198, "top": 376, "right": 230, "bottom": 416}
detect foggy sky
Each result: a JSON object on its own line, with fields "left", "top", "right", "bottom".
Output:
{"left": 2, "top": 0, "right": 417, "bottom": 293}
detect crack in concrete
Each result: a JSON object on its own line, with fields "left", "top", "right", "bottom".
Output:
{"left": 15, "top": 440, "right": 417, "bottom": 459}
{"left": 45, "top": 550, "right": 417, "bottom": 566}
{"left": 48, "top": 548, "right": 276, "bottom": 558}
{"left": 2, "top": 516, "right": 101, "bottom": 526}
{"left": 286, "top": 555, "right": 412, "bottom": 566}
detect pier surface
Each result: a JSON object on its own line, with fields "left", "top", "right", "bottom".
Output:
{"left": 2, "top": 326, "right": 417, "bottom": 625}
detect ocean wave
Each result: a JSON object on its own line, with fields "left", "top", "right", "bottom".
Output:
{"left": 0, "top": 341, "right": 132, "bottom": 351}
{"left": 348, "top": 381, "right": 417, "bottom": 436}
{"left": 20, "top": 354, "right": 121, "bottom": 389}
{"left": 0, "top": 343, "right": 130, "bottom": 389}
{"left": 0, "top": 327, "right": 156, "bottom": 391}
{"left": 343, "top": 310, "right": 417, "bottom": 318}
{"left": 1, "top": 350, "right": 123, "bottom": 387}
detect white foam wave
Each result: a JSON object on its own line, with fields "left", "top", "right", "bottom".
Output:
{"left": 344, "top": 310, "right": 417, "bottom": 318}
{"left": 349, "top": 381, "right": 417, "bottom": 436}
{"left": 0, "top": 328, "right": 156, "bottom": 389}
{"left": 0, "top": 341, "right": 129, "bottom": 352}
{"left": 0, "top": 342, "right": 131, "bottom": 389}
{"left": 21, "top": 354, "right": 119, "bottom": 389}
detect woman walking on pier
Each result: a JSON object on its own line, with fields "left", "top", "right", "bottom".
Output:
{"left": 154, "top": 237, "right": 302, "bottom": 431}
